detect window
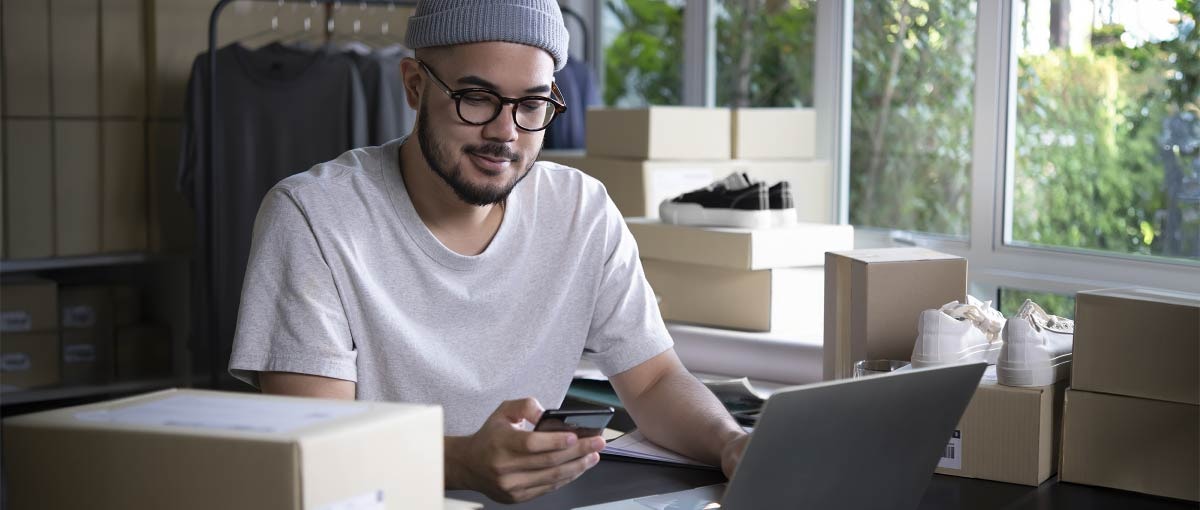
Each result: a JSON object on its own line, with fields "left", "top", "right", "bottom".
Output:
{"left": 600, "top": 0, "right": 686, "bottom": 106}
{"left": 998, "top": 288, "right": 1076, "bottom": 319}
{"left": 848, "top": 0, "right": 978, "bottom": 237}
{"left": 714, "top": 0, "right": 817, "bottom": 107}
{"left": 1011, "top": 0, "right": 1199, "bottom": 261}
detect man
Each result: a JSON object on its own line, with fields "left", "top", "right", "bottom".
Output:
{"left": 229, "top": 0, "right": 749, "bottom": 503}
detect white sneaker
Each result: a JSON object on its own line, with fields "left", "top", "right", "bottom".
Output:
{"left": 911, "top": 296, "right": 1007, "bottom": 368}
{"left": 997, "top": 299, "right": 1074, "bottom": 387}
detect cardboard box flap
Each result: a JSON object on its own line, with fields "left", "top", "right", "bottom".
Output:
{"left": 1078, "top": 288, "right": 1200, "bottom": 308}
{"left": 830, "top": 247, "right": 963, "bottom": 264}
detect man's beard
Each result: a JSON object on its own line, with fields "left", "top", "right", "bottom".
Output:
{"left": 416, "top": 100, "right": 539, "bottom": 206}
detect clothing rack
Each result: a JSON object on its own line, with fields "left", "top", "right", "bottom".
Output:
{"left": 201, "top": 0, "right": 592, "bottom": 389}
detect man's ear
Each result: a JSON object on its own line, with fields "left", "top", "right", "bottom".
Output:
{"left": 400, "top": 57, "right": 424, "bottom": 110}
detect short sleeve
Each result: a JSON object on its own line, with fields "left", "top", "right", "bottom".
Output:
{"left": 228, "top": 187, "right": 357, "bottom": 387}
{"left": 583, "top": 198, "right": 674, "bottom": 376}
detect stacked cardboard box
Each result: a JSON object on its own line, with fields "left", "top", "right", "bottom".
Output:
{"left": 1, "top": 0, "right": 147, "bottom": 259}
{"left": 630, "top": 218, "right": 852, "bottom": 332}
{"left": 3, "top": 388, "right": 444, "bottom": 510}
{"left": 1059, "top": 288, "right": 1199, "bottom": 502}
{"left": 1, "top": 279, "right": 61, "bottom": 390}
{"left": 547, "top": 107, "right": 833, "bottom": 224}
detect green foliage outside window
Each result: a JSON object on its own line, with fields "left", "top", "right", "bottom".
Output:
{"left": 602, "top": 0, "right": 685, "bottom": 106}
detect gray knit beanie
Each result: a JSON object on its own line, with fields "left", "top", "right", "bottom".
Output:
{"left": 405, "top": 0, "right": 569, "bottom": 71}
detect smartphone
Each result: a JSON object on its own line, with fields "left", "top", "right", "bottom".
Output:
{"left": 533, "top": 407, "right": 615, "bottom": 438}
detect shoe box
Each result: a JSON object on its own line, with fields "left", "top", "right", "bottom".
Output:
{"left": 626, "top": 219, "right": 853, "bottom": 270}
{"left": 730, "top": 159, "right": 834, "bottom": 224}
{"left": 731, "top": 107, "right": 816, "bottom": 160}
{"left": 585, "top": 107, "right": 731, "bottom": 160}
{"left": 1, "top": 278, "right": 61, "bottom": 390}
{"left": 1058, "top": 288, "right": 1199, "bottom": 501}
{"left": 934, "top": 374, "right": 1067, "bottom": 486}
{"left": 1059, "top": 388, "right": 1198, "bottom": 502}
{"left": 1071, "top": 288, "right": 1199, "bottom": 405}
{"left": 3, "top": 389, "right": 444, "bottom": 510}
{"left": 642, "top": 260, "right": 824, "bottom": 332}
{"left": 823, "top": 248, "right": 967, "bottom": 380}
{"left": 547, "top": 154, "right": 732, "bottom": 218}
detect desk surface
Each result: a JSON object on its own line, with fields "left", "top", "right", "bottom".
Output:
{"left": 447, "top": 459, "right": 1197, "bottom": 509}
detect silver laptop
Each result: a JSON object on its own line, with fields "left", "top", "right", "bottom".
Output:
{"left": 578, "top": 362, "right": 986, "bottom": 510}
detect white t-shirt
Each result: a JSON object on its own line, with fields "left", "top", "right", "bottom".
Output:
{"left": 229, "top": 137, "right": 673, "bottom": 435}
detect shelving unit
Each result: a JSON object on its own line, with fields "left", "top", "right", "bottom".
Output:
{"left": 0, "top": 378, "right": 180, "bottom": 407}
{"left": 0, "top": 253, "right": 152, "bottom": 274}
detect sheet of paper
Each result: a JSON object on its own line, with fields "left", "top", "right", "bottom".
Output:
{"left": 74, "top": 394, "right": 368, "bottom": 434}
{"left": 602, "top": 430, "right": 713, "bottom": 468}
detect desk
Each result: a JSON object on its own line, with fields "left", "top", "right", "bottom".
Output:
{"left": 446, "top": 460, "right": 1197, "bottom": 509}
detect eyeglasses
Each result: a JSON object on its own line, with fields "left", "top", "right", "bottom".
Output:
{"left": 417, "top": 59, "right": 567, "bottom": 132}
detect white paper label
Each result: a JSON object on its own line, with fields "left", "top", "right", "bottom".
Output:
{"left": 1, "top": 353, "right": 32, "bottom": 372}
{"left": 62, "top": 305, "right": 97, "bottom": 328}
{"left": 1, "top": 311, "right": 32, "bottom": 332}
{"left": 74, "top": 394, "right": 369, "bottom": 434}
{"left": 64, "top": 344, "right": 97, "bottom": 363}
{"left": 318, "top": 490, "right": 385, "bottom": 510}
{"left": 937, "top": 430, "right": 963, "bottom": 470}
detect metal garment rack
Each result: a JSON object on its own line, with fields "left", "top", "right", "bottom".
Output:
{"left": 201, "top": 0, "right": 590, "bottom": 389}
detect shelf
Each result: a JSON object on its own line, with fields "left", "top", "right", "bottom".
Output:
{"left": 0, "top": 378, "right": 181, "bottom": 406}
{"left": 0, "top": 253, "right": 154, "bottom": 273}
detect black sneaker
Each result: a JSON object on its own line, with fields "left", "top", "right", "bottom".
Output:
{"left": 768, "top": 181, "right": 798, "bottom": 227}
{"left": 659, "top": 181, "right": 773, "bottom": 228}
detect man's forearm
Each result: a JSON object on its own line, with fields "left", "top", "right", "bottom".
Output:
{"left": 622, "top": 368, "right": 745, "bottom": 466}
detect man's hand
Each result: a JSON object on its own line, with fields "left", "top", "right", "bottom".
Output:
{"left": 719, "top": 431, "right": 751, "bottom": 479}
{"left": 446, "top": 398, "right": 606, "bottom": 503}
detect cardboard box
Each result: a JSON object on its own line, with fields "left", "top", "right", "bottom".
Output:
{"left": 823, "top": 248, "right": 967, "bottom": 380}
{"left": 61, "top": 328, "right": 114, "bottom": 385}
{"left": 1060, "top": 389, "right": 1199, "bottom": 502}
{"left": 585, "top": 107, "right": 731, "bottom": 160}
{"left": 0, "top": 332, "right": 61, "bottom": 390}
{"left": 100, "top": 0, "right": 146, "bottom": 117}
{"left": 731, "top": 108, "right": 817, "bottom": 160}
{"left": 627, "top": 218, "right": 853, "bottom": 270}
{"left": 1, "top": 279, "right": 59, "bottom": 333}
{"left": 3, "top": 388, "right": 444, "bottom": 509}
{"left": 102, "top": 120, "right": 148, "bottom": 252}
{"left": 557, "top": 155, "right": 733, "bottom": 218}
{"left": 1073, "top": 288, "right": 1200, "bottom": 405}
{"left": 50, "top": 0, "right": 100, "bottom": 116}
{"left": 4, "top": 119, "right": 55, "bottom": 259}
{"left": 115, "top": 323, "right": 171, "bottom": 381}
{"left": 730, "top": 159, "right": 834, "bottom": 223}
{"left": 643, "top": 260, "right": 823, "bottom": 332}
{"left": 112, "top": 285, "right": 142, "bottom": 326}
{"left": 61, "top": 286, "right": 117, "bottom": 385}
{"left": 2, "top": 0, "right": 53, "bottom": 116}
{"left": 934, "top": 377, "right": 1066, "bottom": 486}
{"left": 55, "top": 120, "right": 103, "bottom": 256}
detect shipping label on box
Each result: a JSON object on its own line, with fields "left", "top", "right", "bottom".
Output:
{"left": 62, "top": 328, "right": 114, "bottom": 385}
{"left": 934, "top": 377, "right": 1066, "bottom": 486}
{"left": 1073, "top": 288, "right": 1200, "bottom": 405}
{"left": 3, "top": 389, "right": 444, "bottom": 510}
{"left": 823, "top": 248, "right": 967, "bottom": 380}
{"left": 1060, "top": 389, "right": 1199, "bottom": 502}
{"left": 627, "top": 218, "right": 853, "bottom": 270}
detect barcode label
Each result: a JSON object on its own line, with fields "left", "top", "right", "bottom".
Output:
{"left": 937, "top": 430, "right": 963, "bottom": 470}
{"left": 1, "top": 311, "right": 32, "bottom": 332}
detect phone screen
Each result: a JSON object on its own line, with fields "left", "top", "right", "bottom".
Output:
{"left": 533, "top": 408, "right": 614, "bottom": 438}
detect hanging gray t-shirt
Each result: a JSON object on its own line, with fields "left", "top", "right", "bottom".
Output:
{"left": 229, "top": 137, "right": 673, "bottom": 435}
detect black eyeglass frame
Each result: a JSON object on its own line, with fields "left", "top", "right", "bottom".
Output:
{"left": 417, "top": 59, "right": 568, "bottom": 132}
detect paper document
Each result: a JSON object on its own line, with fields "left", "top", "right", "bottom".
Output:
{"left": 699, "top": 376, "right": 767, "bottom": 412}
{"left": 602, "top": 430, "right": 714, "bottom": 469}
{"left": 74, "top": 394, "right": 368, "bottom": 434}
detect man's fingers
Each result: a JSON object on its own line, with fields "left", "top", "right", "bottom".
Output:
{"left": 499, "top": 451, "right": 600, "bottom": 496}
{"left": 517, "top": 435, "right": 606, "bottom": 470}
{"left": 496, "top": 398, "right": 544, "bottom": 424}
{"left": 521, "top": 431, "right": 582, "bottom": 454}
